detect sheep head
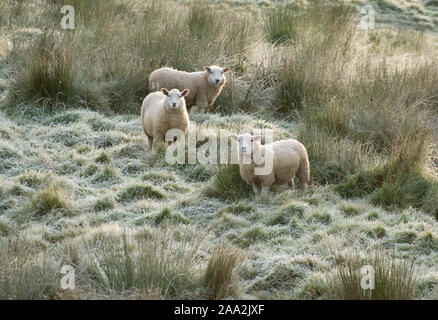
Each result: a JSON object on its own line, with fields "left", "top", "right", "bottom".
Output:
{"left": 204, "top": 65, "right": 230, "bottom": 86}
{"left": 230, "top": 133, "right": 262, "bottom": 155}
{"left": 161, "top": 88, "right": 190, "bottom": 110}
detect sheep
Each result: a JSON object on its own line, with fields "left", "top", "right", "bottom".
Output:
{"left": 149, "top": 65, "right": 230, "bottom": 113}
{"left": 141, "top": 88, "right": 190, "bottom": 149}
{"left": 230, "top": 134, "right": 310, "bottom": 195}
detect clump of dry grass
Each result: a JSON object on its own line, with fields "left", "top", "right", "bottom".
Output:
{"left": 0, "top": 237, "right": 62, "bottom": 299}
{"left": 203, "top": 243, "right": 242, "bottom": 299}
{"left": 27, "top": 181, "right": 72, "bottom": 218}
{"left": 272, "top": 2, "right": 355, "bottom": 113}
{"left": 82, "top": 228, "right": 201, "bottom": 298}
{"left": 329, "top": 251, "right": 418, "bottom": 300}
{"left": 204, "top": 165, "right": 252, "bottom": 201}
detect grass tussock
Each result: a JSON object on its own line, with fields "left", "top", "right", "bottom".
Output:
{"left": 267, "top": 202, "right": 305, "bottom": 226}
{"left": 273, "top": 3, "right": 355, "bottom": 113}
{"left": 203, "top": 243, "right": 242, "bottom": 299}
{"left": 0, "top": 237, "right": 62, "bottom": 299}
{"left": 27, "top": 182, "right": 72, "bottom": 218}
{"left": 118, "top": 183, "right": 165, "bottom": 202}
{"left": 8, "top": 33, "right": 101, "bottom": 111}
{"left": 264, "top": 4, "right": 298, "bottom": 44}
{"left": 94, "top": 195, "right": 115, "bottom": 212}
{"left": 11, "top": 35, "right": 74, "bottom": 101}
{"left": 204, "top": 165, "right": 252, "bottom": 201}
{"left": 154, "top": 207, "right": 189, "bottom": 225}
{"left": 83, "top": 229, "right": 201, "bottom": 298}
{"left": 93, "top": 163, "right": 120, "bottom": 184}
{"left": 329, "top": 251, "right": 418, "bottom": 300}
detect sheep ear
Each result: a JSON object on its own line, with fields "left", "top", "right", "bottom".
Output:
{"left": 253, "top": 135, "right": 262, "bottom": 142}
{"left": 205, "top": 66, "right": 211, "bottom": 73}
{"left": 181, "top": 89, "right": 190, "bottom": 97}
{"left": 223, "top": 67, "right": 231, "bottom": 73}
{"left": 161, "top": 88, "right": 169, "bottom": 96}
{"left": 229, "top": 134, "right": 238, "bottom": 141}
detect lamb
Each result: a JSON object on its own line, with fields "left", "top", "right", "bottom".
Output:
{"left": 230, "top": 134, "right": 310, "bottom": 195}
{"left": 141, "top": 88, "right": 190, "bottom": 149}
{"left": 149, "top": 65, "right": 230, "bottom": 113}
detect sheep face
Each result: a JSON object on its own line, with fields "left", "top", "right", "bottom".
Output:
{"left": 230, "top": 134, "right": 262, "bottom": 155}
{"left": 161, "top": 88, "right": 190, "bottom": 110}
{"left": 205, "top": 66, "right": 230, "bottom": 86}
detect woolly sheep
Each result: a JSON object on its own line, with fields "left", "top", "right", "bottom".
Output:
{"left": 230, "top": 134, "right": 310, "bottom": 195}
{"left": 141, "top": 88, "right": 190, "bottom": 149}
{"left": 149, "top": 65, "right": 230, "bottom": 113}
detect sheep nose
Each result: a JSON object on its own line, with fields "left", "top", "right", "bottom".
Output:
{"left": 172, "top": 103, "right": 176, "bottom": 107}
{"left": 215, "top": 79, "right": 220, "bottom": 84}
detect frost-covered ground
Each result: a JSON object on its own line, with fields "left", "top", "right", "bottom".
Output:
{"left": 0, "top": 0, "right": 437, "bottom": 299}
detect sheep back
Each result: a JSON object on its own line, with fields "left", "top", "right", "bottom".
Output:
{"left": 149, "top": 67, "right": 225, "bottom": 111}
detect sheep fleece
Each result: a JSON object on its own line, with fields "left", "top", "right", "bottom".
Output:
{"left": 141, "top": 91, "right": 189, "bottom": 143}
{"left": 240, "top": 139, "right": 310, "bottom": 187}
{"left": 149, "top": 68, "right": 225, "bottom": 112}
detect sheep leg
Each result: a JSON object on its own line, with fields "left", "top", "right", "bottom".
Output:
{"left": 150, "top": 81, "right": 159, "bottom": 92}
{"left": 296, "top": 158, "right": 310, "bottom": 191}
{"left": 297, "top": 176, "right": 308, "bottom": 191}
{"left": 147, "top": 136, "right": 153, "bottom": 150}
{"left": 252, "top": 183, "right": 261, "bottom": 196}
{"left": 154, "top": 134, "right": 170, "bottom": 148}
{"left": 288, "top": 179, "right": 295, "bottom": 191}
{"left": 260, "top": 185, "right": 270, "bottom": 195}
{"left": 153, "top": 129, "right": 165, "bottom": 143}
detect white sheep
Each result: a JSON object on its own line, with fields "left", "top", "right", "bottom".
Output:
{"left": 141, "top": 88, "right": 190, "bottom": 149}
{"left": 149, "top": 65, "right": 230, "bottom": 113}
{"left": 230, "top": 134, "right": 310, "bottom": 195}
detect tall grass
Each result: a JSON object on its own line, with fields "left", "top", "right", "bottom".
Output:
{"left": 4, "top": 0, "right": 255, "bottom": 114}
{"left": 329, "top": 251, "right": 418, "bottom": 300}
{"left": 0, "top": 228, "right": 206, "bottom": 299}
{"left": 0, "top": 237, "right": 61, "bottom": 299}
{"left": 83, "top": 230, "right": 200, "bottom": 297}
{"left": 272, "top": 3, "right": 355, "bottom": 113}
{"left": 203, "top": 243, "right": 242, "bottom": 299}
{"left": 263, "top": 4, "right": 298, "bottom": 44}
{"left": 263, "top": 2, "right": 438, "bottom": 215}
{"left": 11, "top": 35, "right": 73, "bottom": 102}
{"left": 330, "top": 65, "right": 437, "bottom": 213}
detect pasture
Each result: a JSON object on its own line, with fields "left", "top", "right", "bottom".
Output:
{"left": 0, "top": 0, "right": 438, "bottom": 299}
